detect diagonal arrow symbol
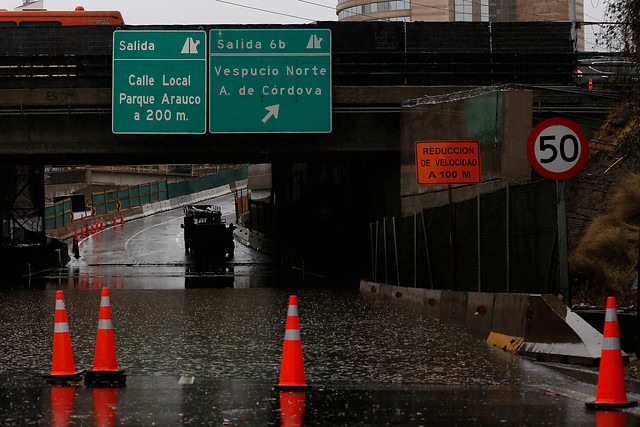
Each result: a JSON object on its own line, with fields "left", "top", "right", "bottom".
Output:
{"left": 262, "top": 104, "right": 280, "bottom": 123}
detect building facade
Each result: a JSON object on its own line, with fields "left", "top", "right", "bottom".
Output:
{"left": 337, "top": 0, "right": 583, "bottom": 24}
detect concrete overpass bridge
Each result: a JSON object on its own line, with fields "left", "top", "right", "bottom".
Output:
{"left": 0, "top": 21, "right": 608, "bottom": 164}
{"left": 0, "top": 21, "right": 618, "bottom": 279}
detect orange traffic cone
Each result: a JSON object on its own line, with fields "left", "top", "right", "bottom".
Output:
{"left": 84, "top": 287, "right": 126, "bottom": 384}
{"left": 279, "top": 392, "right": 306, "bottom": 427}
{"left": 588, "top": 78, "right": 593, "bottom": 90}
{"left": 275, "top": 295, "right": 310, "bottom": 390}
{"left": 120, "top": 212, "right": 124, "bottom": 225}
{"left": 43, "top": 291, "right": 83, "bottom": 383}
{"left": 586, "top": 297, "right": 637, "bottom": 409}
{"left": 81, "top": 225, "right": 85, "bottom": 239}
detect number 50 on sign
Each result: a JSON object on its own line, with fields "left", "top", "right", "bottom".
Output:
{"left": 527, "top": 117, "right": 589, "bottom": 180}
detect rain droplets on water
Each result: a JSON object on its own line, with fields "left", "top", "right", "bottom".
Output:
{"left": 1, "top": 287, "right": 524, "bottom": 386}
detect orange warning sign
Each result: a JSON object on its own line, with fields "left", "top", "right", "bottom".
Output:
{"left": 415, "top": 140, "right": 481, "bottom": 185}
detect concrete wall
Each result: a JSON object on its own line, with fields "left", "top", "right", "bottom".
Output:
{"left": 248, "top": 164, "right": 272, "bottom": 201}
{"left": 399, "top": 89, "right": 533, "bottom": 216}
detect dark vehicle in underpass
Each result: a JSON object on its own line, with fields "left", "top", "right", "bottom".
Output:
{"left": 181, "top": 205, "right": 235, "bottom": 262}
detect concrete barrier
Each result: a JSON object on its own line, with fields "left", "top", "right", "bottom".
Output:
{"left": 359, "top": 281, "right": 381, "bottom": 295}
{"left": 464, "top": 292, "right": 495, "bottom": 336}
{"left": 492, "top": 293, "right": 529, "bottom": 338}
{"left": 422, "top": 289, "right": 441, "bottom": 320}
{"left": 519, "top": 295, "right": 603, "bottom": 365}
{"left": 440, "top": 290, "right": 468, "bottom": 328}
{"left": 360, "top": 280, "right": 606, "bottom": 366}
{"left": 232, "top": 225, "right": 277, "bottom": 258}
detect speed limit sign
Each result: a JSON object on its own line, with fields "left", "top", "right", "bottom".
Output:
{"left": 527, "top": 117, "right": 589, "bottom": 180}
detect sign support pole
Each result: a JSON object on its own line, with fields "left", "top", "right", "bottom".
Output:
{"left": 448, "top": 184, "right": 456, "bottom": 290}
{"left": 556, "top": 180, "right": 570, "bottom": 304}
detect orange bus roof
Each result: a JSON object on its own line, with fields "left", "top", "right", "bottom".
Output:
{"left": 0, "top": 8, "right": 124, "bottom": 26}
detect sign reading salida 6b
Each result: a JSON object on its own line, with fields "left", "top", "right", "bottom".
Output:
{"left": 415, "top": 140, "right": 481, "bottom": 185}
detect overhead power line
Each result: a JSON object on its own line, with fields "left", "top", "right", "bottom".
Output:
{"left": 214, "top": 0, "right": 316, "bottom": 22}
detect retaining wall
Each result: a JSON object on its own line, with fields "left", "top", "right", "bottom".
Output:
{"left": 360, "top": 280, "right": 607, "bottom": 366}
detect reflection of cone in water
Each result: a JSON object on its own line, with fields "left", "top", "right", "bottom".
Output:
{"left": 279, "top": 392, "right": 306, "bottom": 427}
{"left": 275, "top": 295, "right": 310, "bottom": 390}
{"left": 43, "top": 291, "right": 83, "bottom": 383}
{"left": 50, "top": 386, "right": 76, "bottom": 427}
{"left": 586, "top": 296, "right": 637, "bottom": 409}
{"left": 84, "top": 287, "right": 126, "bottom": 384}
{"left": 596, "top": 411, "right": 627, "bottom": 427}
{"left": 93, "top": 387, "right": 118, "bottom": 427}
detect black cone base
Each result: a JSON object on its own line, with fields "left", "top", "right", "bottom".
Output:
{"left": 42, "top": 370, "right": 84, "bottom": 385}
{"left": 586, "top": 400, "right": 638, "bottom": 410}
{"left": 84, "top": 369, "right": 127, "bottom": 385}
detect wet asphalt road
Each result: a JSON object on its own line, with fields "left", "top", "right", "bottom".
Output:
{"left": 2, "top": 194, "right": 640, "bottom": 425}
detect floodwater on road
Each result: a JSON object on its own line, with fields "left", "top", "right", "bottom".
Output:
{"left": 0, "top": 286, "right": 522, "bottom": 384}
{"left": 1, "top": 194, "right": 638, "bottom": 425}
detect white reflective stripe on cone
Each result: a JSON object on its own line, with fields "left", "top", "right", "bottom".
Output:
{"left": 55, "top": 300, "right": 66, "bottom": 310}
{"left": 100, "top": 296, "right": 110, "bottom": 307}
{"left": 287, "top": 305, "right": 298, "bottom": 317}
{"left": 54, "top": 322, "right": 69, "bottom": 333}
{"left": 605, "top": 308, "right": 617, "bottom": 322}
{"left": 98, "top": 318, "right": 113, "bottom": 330}
{"left": 285, "top": 329, "right": 301, "bottom": 341}
{"left": 603, "top": 336, "right": 621, "bottom": 351}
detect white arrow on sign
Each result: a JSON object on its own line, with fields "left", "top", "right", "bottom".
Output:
{"left": 262, "top": 104, "right": 280, "bottom": 123}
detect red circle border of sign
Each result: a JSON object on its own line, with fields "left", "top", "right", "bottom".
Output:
{"left": 526, "top": 117, "right": 589, "bottom": 181}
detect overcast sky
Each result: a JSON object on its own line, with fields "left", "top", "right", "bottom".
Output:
{"left": 0, "top": 0, "right": 607, "bottom": 25}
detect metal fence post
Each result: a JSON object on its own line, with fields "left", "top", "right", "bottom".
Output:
{"left": 383, "top": 219, "right": 388, "bottom": 285}
{"left": 413, "top": 213, "right": 417, "bottom": 288}
{"left": 393, "top": 217, "right": 400, "bottom": 286}
{"left": 477, "top": 194, "right": 482, "bottom": 292}
{"left": 506, "top": 184, "right": 510, "bottom": 293}
{"left": 557, "top": 180, "right": 570, "bottom": 304}
{"left": 422, "top": 212, "right": 433, "bottom": 289}
{"left": 370, "top": 222, "right": 377, "bottom": 282}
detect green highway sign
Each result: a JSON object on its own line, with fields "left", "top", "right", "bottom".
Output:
{"left": 209, "top": 29, "right": 332, "bottom": 134}
{"left": 112, "top": 30, "right": 206, "bottom": 134}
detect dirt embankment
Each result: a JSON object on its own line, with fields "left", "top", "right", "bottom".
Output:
{"left": 566, "top": 102, "right": 640, "bottom": 307}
